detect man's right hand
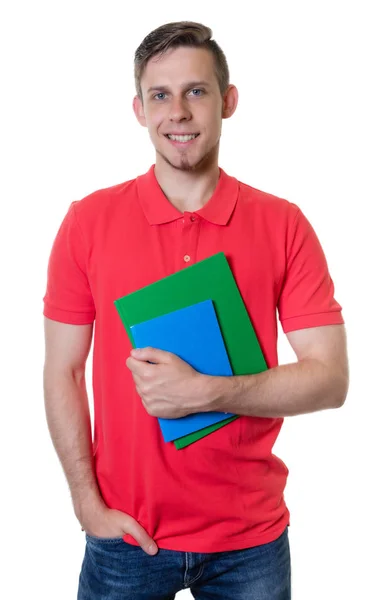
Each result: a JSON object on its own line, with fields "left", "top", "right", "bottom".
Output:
{"left": 79, "top": 502, "right": 159, "bottom": 555}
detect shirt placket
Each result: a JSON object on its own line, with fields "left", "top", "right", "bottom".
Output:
{"left": 180, "top": 212, "right": 201, "bottom": 269}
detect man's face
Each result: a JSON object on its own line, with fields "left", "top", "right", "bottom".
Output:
{"left": 134, "top": 46, "right": 227, "bottom": 172}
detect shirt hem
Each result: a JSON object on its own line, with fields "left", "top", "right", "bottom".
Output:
{"left": 43, "top": 304, "right": 95, "bottom": 325}
{"left": 122, "top": 520, "right": 290, "bottom": 553}
{"left": 281, "top": 311, "right": 344, "bottom": 333}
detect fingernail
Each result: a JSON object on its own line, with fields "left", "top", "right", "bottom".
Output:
{"left": 148, "top": 543, "right": 157, "bottom": 555}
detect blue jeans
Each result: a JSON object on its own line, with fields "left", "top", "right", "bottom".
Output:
{"left": 77, "top": 525, "right": 291, "bottom": 599}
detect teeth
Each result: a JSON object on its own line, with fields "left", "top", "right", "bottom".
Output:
{"left": 167, "top": 134, "right": 198, "bottom": 142}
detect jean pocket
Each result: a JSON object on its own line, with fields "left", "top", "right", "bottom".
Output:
{"left": 85, "top": 533, "right": 125, "bottom": 543}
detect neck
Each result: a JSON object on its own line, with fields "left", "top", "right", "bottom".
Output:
{"left": 154, "top": 153, "right": 220, "bottom": 213}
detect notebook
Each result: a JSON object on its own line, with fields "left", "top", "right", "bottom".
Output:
{"left": 114, "top": 252, "right": 267, "bottom": 449}
{"left": 130, "top": 299, "right": 235, "bottom": 442}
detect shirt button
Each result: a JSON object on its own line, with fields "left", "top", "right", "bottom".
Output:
{"left": 184, "top": 255, "right": 191, "bottom": 263}
{"left": 190, "top": 216, "right": 196, "bottom": 222}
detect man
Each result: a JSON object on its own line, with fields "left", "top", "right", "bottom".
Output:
{"left": 43, "top": 21, "right": 349, "bottom": 600}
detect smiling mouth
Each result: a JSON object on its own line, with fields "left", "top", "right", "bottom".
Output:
{"left": 165, "top": 133, "right": 200, "bottom": 142}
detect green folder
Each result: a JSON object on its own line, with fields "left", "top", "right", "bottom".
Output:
{"left": 174, "top": 415, "right": 237, "bottom": 449}
{"left": 114, "top": 252, "right": 267, "bottom": 449}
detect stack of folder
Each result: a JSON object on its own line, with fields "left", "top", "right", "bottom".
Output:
{"left": 114, "top": 252, "right": 267, "bottom": 449}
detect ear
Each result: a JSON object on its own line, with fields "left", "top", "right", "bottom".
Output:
{"left": 222, "top": 84, "right": 239, "bottom": 119}
{"left": 133, "top": 95, "right": 147, "bottom": 127}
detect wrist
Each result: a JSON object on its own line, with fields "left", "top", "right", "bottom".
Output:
{"left": 203, "top": 374, "right": 234, "bottom": 412}
{"left": 73, "top": 489, "right": 105, "bottom": 525}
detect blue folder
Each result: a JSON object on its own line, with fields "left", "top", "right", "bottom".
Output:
{"left": 130, "top": 299, "right": 236, "bottom": 442}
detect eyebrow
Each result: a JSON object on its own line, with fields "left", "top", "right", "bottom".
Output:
{"left": 146, "top": 81, "right": 210, "bottom": 94}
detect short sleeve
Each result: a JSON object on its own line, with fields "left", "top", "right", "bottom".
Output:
{"left": 42, "top": 202, "right": 96, "bottom": 324}
{"left": 278, "top": 206, "right": 344, "bottom": 333}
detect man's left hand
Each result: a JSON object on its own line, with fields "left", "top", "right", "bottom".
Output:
{"left": 126, "top": 347, "right": 208, "bottom": 419}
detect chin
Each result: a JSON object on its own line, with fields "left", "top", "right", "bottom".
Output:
{"left": 155, "top": 151, "right": 194, "bottom": 171}
{"left": 157, "top": 148, "right": 215, "bottom": 172}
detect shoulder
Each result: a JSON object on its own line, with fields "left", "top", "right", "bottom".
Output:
{"left": 71, "top": 176, "right": 138, "bottom": 226}
{"left": 237, "top": 179, "right": 301, "bottom": 223}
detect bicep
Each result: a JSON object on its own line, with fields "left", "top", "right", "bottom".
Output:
{"left": 43, "top": 316, "right": 93, "bottom": 377}
{"left": 286, "top": 324, "right": 349, "bottom": 381}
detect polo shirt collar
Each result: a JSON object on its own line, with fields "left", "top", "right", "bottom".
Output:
{"left": 136, "top": 164, "right": 239, "bottom": 226}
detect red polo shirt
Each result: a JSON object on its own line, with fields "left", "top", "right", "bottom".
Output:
{"left": 43, "top": 164, "right": 344, "bottom": 552}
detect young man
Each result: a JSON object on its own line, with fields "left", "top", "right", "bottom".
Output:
{"left": 43, "top": 21, "right": 349, "bottom": 600}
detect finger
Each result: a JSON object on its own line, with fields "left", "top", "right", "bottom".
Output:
{"left": 124, "top": 515, "right": 158, "bottom": 555}
{"left": 130, "top": 347, "right": 173, "bottom": 364}
{"left": 125, "top": 356, "right": 136, "bottom": 371}
{"left": 126, "top": 357, "right": 148, "bottom": 374}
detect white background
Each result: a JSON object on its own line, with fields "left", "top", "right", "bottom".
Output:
{"left": 1, "top": 1, "right": 379, "bottom": 598}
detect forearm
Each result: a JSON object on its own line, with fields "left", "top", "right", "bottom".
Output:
{"left": 204, "top": 358, "right": 348, "bottom": 418}
{"left": 43, "top": 369, "right": 103, "bottom": 520}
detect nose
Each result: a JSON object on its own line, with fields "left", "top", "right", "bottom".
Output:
{"left": 169, "top": 96, "right": 191, "bottom": 122}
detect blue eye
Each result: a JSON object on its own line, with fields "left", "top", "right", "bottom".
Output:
{"left": 154, "top": 92, "right": 166, "bottom": 100}
{"left": 190, "top": 89, "right": 203, "bottom": 96}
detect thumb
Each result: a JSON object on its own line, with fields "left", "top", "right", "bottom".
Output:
{"left": 126, "top": 516, "right": 158, "bottom": 556}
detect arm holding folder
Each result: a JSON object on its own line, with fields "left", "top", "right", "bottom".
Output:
{"left": 128, "top": 326, "right": 349, "bottom": 420}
